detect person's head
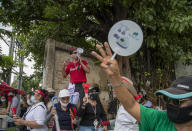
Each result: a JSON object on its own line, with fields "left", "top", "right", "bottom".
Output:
{"left": 21, "top": 94, "right": 26, "bottom": 100}
{"left": 47, "top": 88, "right": 56, "bottom": 100}
{"left": 58, "top": 89, "right": 70, "bottom": 107}
{"left": 1, "top": 95, "right": 6, "bottom": 103}
{"left": 10, "top": 90, "right": 17, "bottom": 97}
{"left": 31, "top": 89, "right": 47, "bottom": 104}
{"left": 156, "top": 75, "right": 192, "bottom": 124}
{"left": 88, "top": 84, "right": 100, "bottom": 101}
{"left": 69, "top": 48, "right": 77, "bottom": 60}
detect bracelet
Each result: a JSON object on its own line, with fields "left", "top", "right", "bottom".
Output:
{"left": 109, "top": 81, "right": 124, "bottom": 88}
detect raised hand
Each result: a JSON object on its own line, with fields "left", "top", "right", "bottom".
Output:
{"left": 63, "top": 61, "right": 67, "bottom": 67}
{"left": 91, "top": 42, "right": 121, "bottom": 79}
{"left": 51, "top": 107, "right": 57, "bottom": 116}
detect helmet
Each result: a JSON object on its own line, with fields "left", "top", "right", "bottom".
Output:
{"left": 58, "top": 89, "right": 70, "bottom": 98}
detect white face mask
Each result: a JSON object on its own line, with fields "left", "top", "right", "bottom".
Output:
{"left": 60, "top": 101, "right": 68, "bottom": 107}
{"left": 30, "top": 96, "right": 37, "bottom": 103}
{"left": 1, "top": 99, "right": 6, "bottom": 102}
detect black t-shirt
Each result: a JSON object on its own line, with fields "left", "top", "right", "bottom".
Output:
{"left": 78, "top": 102, "right": 107, "bottom": 126}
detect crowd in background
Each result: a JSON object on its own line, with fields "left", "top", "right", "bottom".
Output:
{"left": 1, "top": 45, "right": 189, "bottom": 131}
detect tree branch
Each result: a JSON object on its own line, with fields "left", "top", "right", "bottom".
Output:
{"left": 30, "top": 16, "right": 66, "bottom": 22}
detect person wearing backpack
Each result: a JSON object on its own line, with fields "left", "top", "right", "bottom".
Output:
{"left": 50, "top": 89, "right": 77, "bottom": 131}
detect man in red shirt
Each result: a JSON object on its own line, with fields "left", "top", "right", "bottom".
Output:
{"left": 62, "top": 48, "right": 90, "bottom": 105}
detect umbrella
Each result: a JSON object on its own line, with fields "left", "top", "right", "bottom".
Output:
{"left": 0, "top": 82, "right": 25, "bottom": 95}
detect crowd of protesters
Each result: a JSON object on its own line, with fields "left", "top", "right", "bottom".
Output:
{"left": 0, "top": 46, "right": 191, "bottom": 131}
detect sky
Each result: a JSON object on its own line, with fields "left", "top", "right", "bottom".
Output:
{"left": 0, "top": 24, "right": 35, "bottom": 84}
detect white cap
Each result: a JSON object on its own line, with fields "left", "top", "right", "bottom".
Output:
{"left": 58, "top": 89, "right": 70, "bottom": 98}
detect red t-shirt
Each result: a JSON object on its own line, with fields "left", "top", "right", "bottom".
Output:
{"left": 65, "top": 60, "right": 88, "bottom": 83}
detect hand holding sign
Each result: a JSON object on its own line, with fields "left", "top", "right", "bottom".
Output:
{"left": 82, "top": 83, "right": 90, "bottom": 103}
{"left": 91, "top": 20, "right": 143, "bottom": 81}
{"left": 77, "top": 48, "right": 84, "bottom": 71}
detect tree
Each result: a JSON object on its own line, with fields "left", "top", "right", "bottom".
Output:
{"left": 11, "top": 70, "right": 42, "bottom": 92}
{"left": 1, "top": 0, "right": 192, "bottom": 102}
{"left": 0, "top": 55, "right": 15, "bottom": 82}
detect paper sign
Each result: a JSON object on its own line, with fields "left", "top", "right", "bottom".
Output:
{"left": 108, "top": 20, "right": 143, "bottom": 56}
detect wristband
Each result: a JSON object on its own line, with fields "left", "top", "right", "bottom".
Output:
{"left": 101, "top": 121, "right": 110, "bottom": 126}
{"left": 134, "top": 94, "right": 142, "bottom": 100}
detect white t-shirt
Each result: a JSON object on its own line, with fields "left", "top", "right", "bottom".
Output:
{"left": 114, "top": 105, "right": 139, "bottom": 131}
{"left": 25, "top": 102, "right": 48, "bottom": 131}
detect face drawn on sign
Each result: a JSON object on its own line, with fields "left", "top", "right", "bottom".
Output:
{"left": 108, "top": 20, "right": 143, "bottom": 56}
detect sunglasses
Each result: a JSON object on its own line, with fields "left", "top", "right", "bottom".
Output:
{"left": 164, "top": 96, "right": 191, "bottom": 106}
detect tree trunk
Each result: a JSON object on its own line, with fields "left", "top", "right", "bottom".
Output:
{"left": 117, "top": 56, "right": 131, "bottom": 79}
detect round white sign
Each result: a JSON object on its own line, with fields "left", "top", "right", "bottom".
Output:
{"left": 77, "top": 48, "right": 84, "bottom": 54}
{"left": 108, "top": 20, "right": 143, "bottom": 56}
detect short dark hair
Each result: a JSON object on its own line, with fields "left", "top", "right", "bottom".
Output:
{"left": 11, "top": 90, "right": 18, "bottom": 95}
{"left": 39, "top": 89, "right": 48, "bottom": 105}
{"left": 89, "top": 84, "right": 100, "bottom": 93}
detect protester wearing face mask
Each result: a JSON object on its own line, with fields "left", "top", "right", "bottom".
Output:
{"left": 13, "top": 89, "right": 48, "bottom": 131}
{"left": 91, "top": 42, "right": 192, "bottom": 131}
{"left": 78, "top": 86, "right": 107, "bottom": 131}
{"left": 0, "top": 95, "right": 7, "bottom": 108}
{"left": 47, "top": 88, "right": 56, "bottom": 111}
{"left": 9, "top": 90, "right": 19, "bottom": 116}
{"left": 50, "top": 89, "right": 77, "bottom": 131}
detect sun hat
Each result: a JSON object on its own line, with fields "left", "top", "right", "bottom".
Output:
{"left": 58, "top": 89, "right": 70, "bottom": 98}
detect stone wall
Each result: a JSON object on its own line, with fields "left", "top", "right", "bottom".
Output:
{"left": 44, "top": 39, "right": 110, "bottom": 113}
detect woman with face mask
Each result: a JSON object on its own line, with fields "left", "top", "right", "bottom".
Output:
{"left": 13, "top": 89, "right": 48, "bottom": 131}
{"left": 0, "top": 95, "right": 7, "bottom": 108}
{"left": 50, "top": 89, "right": 77, "bottom": 131}
{"left": 78, "top": 85, "right": 107, "bottom": 131}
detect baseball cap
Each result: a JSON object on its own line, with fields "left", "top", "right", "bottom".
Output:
{"left": 88, "top": 84, "right": 100, "bottom": 93}
{"left": 58, "top": 89, "right": 70, "bottom": 98}
{"left": 155, "top": 75, "right": 192, "bottom": 99}
{"left": 69, "top": 48, "right": 77, "bottom": 54}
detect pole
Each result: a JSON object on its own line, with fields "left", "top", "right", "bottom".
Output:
{"left": 17, "top": 41, "right": 24, "bottom": 91}
{"left": 17, "top": 55, "right": 24, "bottom": 90}
{"left": 7, "top": 36, "right": 15, "bottom": 85}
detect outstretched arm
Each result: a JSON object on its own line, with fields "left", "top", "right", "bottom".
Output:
{"left": 91, "top": 42, "right": 141, "bottom": 122}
